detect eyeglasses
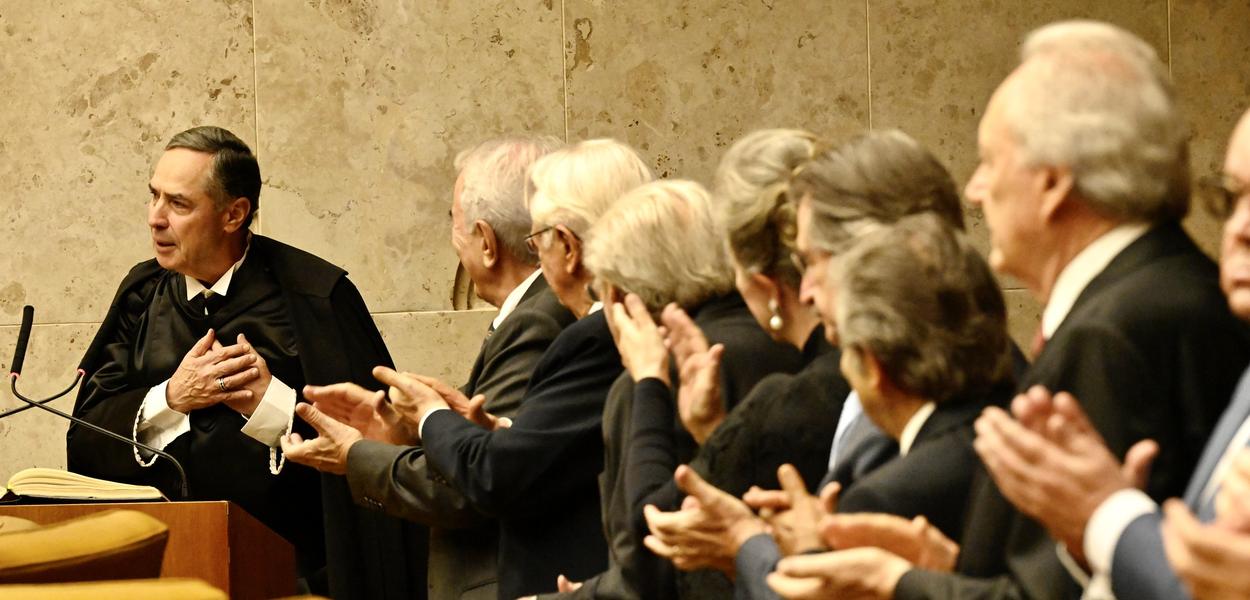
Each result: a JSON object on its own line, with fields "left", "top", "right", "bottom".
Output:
{"left": 524, "top": 226, "right": 555, "bottom": 254}
{"left": 524, "top": 225, "right": 582, "bottom": 254}
{"left": 1199, "top": 174, "right": 1250, "bottom": 220}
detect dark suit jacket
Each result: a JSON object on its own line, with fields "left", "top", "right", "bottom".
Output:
{"left": 895, "top": 223, "right": 1250, "bottom": 600}
{"left": 67, "top": 235, "right": 424, "bottom": 600}
{"left": 345, "top": 277, "right": 575, "bottom": 600}
{"left": 553, "top": 292, "right": 805, "bottom": 600}
{"left": 421, "top": 310, "right": 623, "bottom": 600}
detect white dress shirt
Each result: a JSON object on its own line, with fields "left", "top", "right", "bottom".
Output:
{"left": 898, "top": 401, "right": 936, "bottom": 457}
{"left": 133, "top": 248, "right": 297, "bottom": 474}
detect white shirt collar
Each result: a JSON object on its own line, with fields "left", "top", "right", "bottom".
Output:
{"left": 899, "top": 401, "right": 937, "bottom": 457}
{"left": 185, "top": 244, "right": 250, "bottom": 301}
{"left": 588, "top": 301, "right": 604, "bottom": 315}
{"left": 1041, "top": 223, "right": 1151, "bottom": 339}
{"left": 492, "top": 269, "right": 543, "bottom": 329}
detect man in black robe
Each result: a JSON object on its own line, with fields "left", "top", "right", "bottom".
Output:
{"left": 66, "top": 126, "right": 424, "bottom": 599}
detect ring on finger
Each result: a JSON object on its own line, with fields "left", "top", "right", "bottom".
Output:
{"left": 217, "top": 377, "right": 228, "bottom": 392}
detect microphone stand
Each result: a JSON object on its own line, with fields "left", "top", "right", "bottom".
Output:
{"left": 6, "top": 305, "right": 188, "bottom": 499}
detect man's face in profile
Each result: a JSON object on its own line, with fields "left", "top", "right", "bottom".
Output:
{"left": 1220, "top": 112, "right": 1250, "bottom": 320}
{"left": 147, "top": 148, "right": 231, "bottom": 281}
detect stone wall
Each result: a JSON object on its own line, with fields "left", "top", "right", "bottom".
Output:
{"left": 1, "top": 0, "right": 1247, "bottom": 475}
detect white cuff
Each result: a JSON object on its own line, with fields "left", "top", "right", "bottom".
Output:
{"left": 135, "top": 380, "right": 191, "bottom": 466}
{"left": 1085, "top": 488, "right": 1158, "bottom": 577}
{"left": 239, "top": 376, "right": 296, "bottom": 447}
{"left": 418, "top": 406, "right": 450, "bottom": 440}
{"left": 1056, "top": 544, "right": 1091, "bottom": 588}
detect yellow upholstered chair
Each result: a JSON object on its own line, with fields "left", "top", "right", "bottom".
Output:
{"left": 0, "top": 577, "right": 227, "bottom": 599}
{"left": 0, "top": 509, "right": 169, "bottom": 584}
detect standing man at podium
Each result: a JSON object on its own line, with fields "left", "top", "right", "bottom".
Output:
{"left": 66, "top": 126, "right": 423, "bottom": 599}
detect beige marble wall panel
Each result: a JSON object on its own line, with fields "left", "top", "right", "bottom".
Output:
{"left": 1172, "top": 0, "right": 1250, "bottom": 257}
{"left": 254, "top": 1, "right": 566, "bottom": 314}
{"left": 1004, "top": 288, "right": 1042, "bottom": 357}
{"left": 867, "top": 1, "right": 1169, "bottom": 265}
{"left": 563, "top": 0, "right": 869, "bottom": 184}
{"left": 0, "top": 1, "right": 257, "bottom": 326}
{"left": 374, "top": 309, "right": 498, "bottom": 389}
{"left": 0, "top": 324, "right": 98, "bottom": 475}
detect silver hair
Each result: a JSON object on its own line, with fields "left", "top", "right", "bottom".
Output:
{"left": 1008, "top": 20, "right": 1189, "bottom": 222}
{"left": 527, "top": 139, "right": 654, "bottom": 242}
{"left": 585, "top": 180, "right": 735, "bottom": 311}
{"left": 792, "top": 129, "right": 964, "bottom": 254}
{"left": 712, "top": 129, "right": 819, "bottom": 288}
{"left": 833, "top": 214, "right": 1013, "bottom": 404}
{"left": 455, "top": 136, "right": 564, "bottom": 264}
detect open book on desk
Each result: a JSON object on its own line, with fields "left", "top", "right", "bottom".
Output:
{"left": 1, "top": 467, "right": 167, "bottom": 502}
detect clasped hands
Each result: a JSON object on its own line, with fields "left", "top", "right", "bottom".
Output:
{"left": 642, "top": 464, "right": 956, "bottom": 599}
{"left": 608, "top": 293, "right": 727, "bottom": 444}
{"left": 281, "top": 366, "right": 508, "bottom": 475}
{"left": 167, "top": 329, "right": 271, "bottom": 417}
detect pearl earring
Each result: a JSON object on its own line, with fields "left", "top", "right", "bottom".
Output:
{"left": 768, "top": 298, "right": 783, "bottom": 331}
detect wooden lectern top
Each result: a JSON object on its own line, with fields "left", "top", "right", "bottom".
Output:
{"left": 0, "top": 500, "right": 295, "bottom": 600}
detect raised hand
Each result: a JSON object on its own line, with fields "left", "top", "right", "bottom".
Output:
{"left": 411, "top": 374, "right": 504, "bottom": 431}
{"left": 610, "top": 293, "right": 671, "bottom": 384}
{"left": 1163, "top": 498, "right": 1250, "bottom": 600}
{"left": 643, "top": 465, "right": 766, "bottom": 575}
{"left": 167, "top": 329, "right": 258, "bottom": 413}
{"left": 372, "top": 366, "right": 450, "bottom": 434}
{"left": 821, "top": 513, "right": 958, "bottom": 572}
{"left": 302, "top": 382, "right": 416, "bottom": 444}
{"left": 744, "top": 464, "right": 839, "bottom": 556}
{"left": 280, "top": 403, "right": 364, "bottom": 475}
{"left": 676, "top": 344, "right": 725, "bottom": 445}
{"left": 973, "top": 387, "right": 1157, "bottom": 564}
{"left": 767, "top": 547, "right": 911, "bottom": 600}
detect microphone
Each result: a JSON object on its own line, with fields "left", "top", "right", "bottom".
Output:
{"left": 10, "top": 305, "right": 32, "bottom": 377}
{"left": 6, "top": 305, "right": 189, "bottom": 499}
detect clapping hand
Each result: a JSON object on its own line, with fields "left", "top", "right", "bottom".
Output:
{"left": 743, "top": 464, "right": 840, "bottom": 556}
{"left": 661, "top": 304, "right": 726, "bottom": 444}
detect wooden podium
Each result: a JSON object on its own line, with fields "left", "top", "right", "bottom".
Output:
{"left": 0, "top": 500, "right": 295, "bottom": 599}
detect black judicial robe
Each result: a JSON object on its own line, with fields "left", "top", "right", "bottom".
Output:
{"left": 67, "top": 235, "right": 426, "bottom": 600}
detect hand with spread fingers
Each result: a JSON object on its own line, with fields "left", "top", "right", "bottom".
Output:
{"left": 303, "top": 382, "right": 416, "bottom": 445}
{"left": 410, "top": 373, "right": 508, "bottom": 431}
{"left": 643, "top": 465, "right": 766, "bottom": 576}
{"left": 972, "top": 385, "right": 1157, "bottom": 565}
{"left": 661, "top": 301, "right": 726, "bottom": 443}
{"left": 743, "top": 464, "right": 840, "bottom": 556}
{"left": 167, "top": 329, "right": 260, "bottom": 414}
{"left": 280, "top": 402, "right": 363, "bottom": 475}
{"left": 821, "top": 513, "right": 958, "bottom": 572}
{"left": 767, "top": 547, "right": 912, "bottom": 600}
{"left": 372, "top": 366, "right": 450, "bottom": 435}
{"left": 1216, "top": 449, "right": 1250, "bottom": 533}
{"left": 610, "top": 293, "right": 671, "bottom": 385}
{"left": 1163, "top": 498, "right": 1250, "bottom": 600}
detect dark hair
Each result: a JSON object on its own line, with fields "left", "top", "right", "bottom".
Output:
{"left": 165, "top": 126, "right": 261, "bottom": 229}
{"left": 791, "top": 129, "right": 964, "bottom": 253}
{"left": 835, "top": 214, "right": 1013, "bottom": 404}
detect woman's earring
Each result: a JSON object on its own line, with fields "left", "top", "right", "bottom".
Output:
{"left": 768, "top": 298, "right": 783, "bottom": 332}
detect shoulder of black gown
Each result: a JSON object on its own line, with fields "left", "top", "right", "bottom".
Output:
{"left": 78, "top": 258, "right": 167, "bottom": 378}
{"left": 250, "top": 235, "right": 346, "bottom": 298}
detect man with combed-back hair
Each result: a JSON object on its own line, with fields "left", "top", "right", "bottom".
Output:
{"left": 66, "top": 126, "right": 424, "bottom": 599}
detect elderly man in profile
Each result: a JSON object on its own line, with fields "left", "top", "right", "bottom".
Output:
{"left": 66, "top": 126, "right": 422, "bottom": 599}
{"left": 762, "top": 21, "right": 1250, "bottom": 600}
{"left": 282, "top": 136, "right": 574, "bottom": 600}
{"left": 972, "top": 108, "right": 1250, "bottom": 599}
